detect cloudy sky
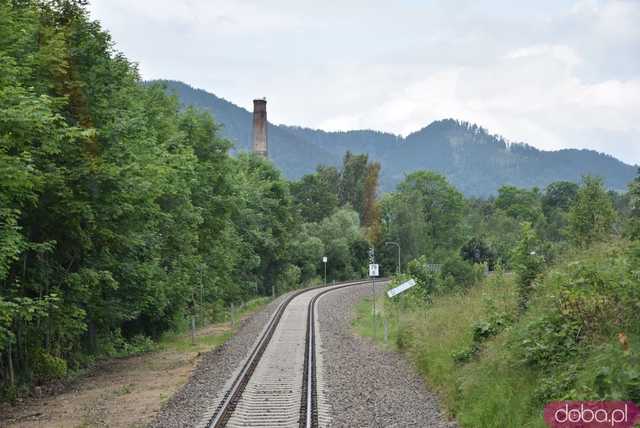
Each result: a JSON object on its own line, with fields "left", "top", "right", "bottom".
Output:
{"left": 88, "top": 0, "right": 639, "bottom": 165}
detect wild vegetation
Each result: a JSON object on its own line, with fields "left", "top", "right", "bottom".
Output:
{"left": 2, "top": 2, "right": 638, "bottom": 424}
{"left": 356, "top": 167, "right": 640, "bottom": 426}
{"left": 0, "top": 1, "right": 378, "bottom": 400}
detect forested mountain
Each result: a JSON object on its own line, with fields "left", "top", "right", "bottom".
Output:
{"left": 159, "top": 80, "right": 637, "bottom": 196}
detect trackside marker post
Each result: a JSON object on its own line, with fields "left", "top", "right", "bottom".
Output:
{"left": 368, "top": 247, "right": 379, "bottom": 338}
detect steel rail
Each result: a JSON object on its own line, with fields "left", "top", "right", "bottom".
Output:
{"left": 206, "top": 279, "right": 372, "bottom": 428}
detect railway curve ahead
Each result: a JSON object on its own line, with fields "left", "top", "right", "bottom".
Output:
{"left": 200, "top": 279, "right": 385, "bottom": 428}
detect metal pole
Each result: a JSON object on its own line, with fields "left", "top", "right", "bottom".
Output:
{"left": 200, "top": 264, "right": 204, "bottom": 327}
{"left": 191, "top": 314, "right": 196, "bottom": 345}
{"left": 372, "top": 275, "right": 376, "bottom": 339}
{"left": 324, "top": 262, "right": 327, "bottom": 286}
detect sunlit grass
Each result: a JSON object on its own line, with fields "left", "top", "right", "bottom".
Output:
{"left": 159, "top": 296, "right": 270, "bottom": 354}
{"left": 352, "top": 274, "right": 548, "bottom": 427}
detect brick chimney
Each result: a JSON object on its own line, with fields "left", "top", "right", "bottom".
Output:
{"left": 252, "top": 98, "right": 267, "bottom": 157}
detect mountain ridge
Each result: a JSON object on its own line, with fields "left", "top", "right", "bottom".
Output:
{"left": 155, "top": 79, "right": 637, "bottom": 195}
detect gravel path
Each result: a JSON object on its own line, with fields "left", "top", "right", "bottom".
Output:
{"left": 151, "top": 293, "right": 291, "bottom": 428}
{"left": 317, "top": 283, "right": 456, "bottom": 428}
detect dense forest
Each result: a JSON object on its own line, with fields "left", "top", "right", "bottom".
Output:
{"left": 0, "top": 1, "right": 380, "bottom": 398}
{"left": 161, "top": 80, "right": 637, "bottom": 196}
{"left": 1, "top": 2, "right": 639, "bottom": 422}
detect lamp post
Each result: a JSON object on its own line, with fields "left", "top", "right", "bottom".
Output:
{"left": 385, "top": 241, "right": 401, "bottom": 276}
{"left": 322, "top": 256, "right": 327, "bottom": 286}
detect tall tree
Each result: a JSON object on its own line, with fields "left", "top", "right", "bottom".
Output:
{"left": 362, "top": 162, "right": 381, "bottom": 242}
{"left": 290, "top": 170, "right": 339, "bottom": 223}
{"left": 628, "top": 168, "right": 640, "bottom": 240}
{"left": 567, "top": 176, "right": 616, "bottom": 247}
{"left": 391, "top": 171, "right": 466, "bottom": 261}
{"left": 338, "top": 151, "right": 369, "bottom": 219}
{"left": 495, "top": 185, "right": 542, "bottom": 224}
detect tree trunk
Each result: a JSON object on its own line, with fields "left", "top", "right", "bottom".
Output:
{"left": 8, "top": 342, "right": 15, "bottom": 386}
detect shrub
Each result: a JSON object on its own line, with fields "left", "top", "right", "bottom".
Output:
{"left": 512, "top": 222, "right": 545, "bottom": 311}
{"left": 514, "top": 313, "right": 581, "bottom": 369}
{"left": 460, "top": 237, "right": 497, "bottom": 269}
{"left": 275, "top": 264, "right": 302, "bottom": 294}
{"left": 441, "top": 256, "right": 477, "bottom": 289}
{"left": 31, "top": 351, "right": 67, "bottom": 383}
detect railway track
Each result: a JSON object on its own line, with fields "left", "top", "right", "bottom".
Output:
{"left": 200, "top": 279, "right": 379, "bottom": 428}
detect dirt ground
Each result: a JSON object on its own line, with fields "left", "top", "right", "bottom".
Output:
{"left": 0, "top": 322, "right": 241, "bottom": 428}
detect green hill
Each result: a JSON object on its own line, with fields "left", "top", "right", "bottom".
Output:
{"left": 158, "top": 80, "right": 637, "bottom": 195}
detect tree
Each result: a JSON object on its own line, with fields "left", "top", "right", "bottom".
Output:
{"left": 393, "top": 171, "right": 466, "bottom": 260}
{"left": 567, "top": 176, "right": 616, "bottom": 247}
{"left": 628, "top": 168, "right": 640, "bottom": 240}
{"left": 495, "top": 185, "right": 542, "bottom": 224}
{"left": 512, "top": 223, "right": 545, "bottom": 311}
{"left": 541, "top": 181, "right": 579, "bottom": 216}
{"left": 362, "top": 162, "right": 381, "bottom": 242}
{"left": 290, "top": 171, "right": 339, "bottom": 223}
{"left": 338, "top": 151, "right": 369, "bottom": 218}
{"left": 539, "top": 181, "right": 579, "bottom": 241}
{"left": 460, "top": 237, "right": 496, "bottom": 269}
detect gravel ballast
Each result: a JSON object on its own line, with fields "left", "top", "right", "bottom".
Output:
{"left": 153, "top": 282, "right": 455, "bottom": 427}
{"left": 151, "top": 293, "right": 291, "bottom": 428}
{"left": 317, "top": 283, "right": 456, "bottom": 427}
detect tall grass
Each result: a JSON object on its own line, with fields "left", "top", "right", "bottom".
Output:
{"left": 354, "top": 252, "right": 640, "bottom": 427}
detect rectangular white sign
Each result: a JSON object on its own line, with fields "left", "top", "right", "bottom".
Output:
{"left": 369, "top": 263, "right": 379, "bottom": 277}
{"left": 387, "top": 279, "right": 416, "bottom": 298}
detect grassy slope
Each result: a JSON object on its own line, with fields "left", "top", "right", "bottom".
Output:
{"left": 355, "top": 242, "right": 640, "bottom": 427}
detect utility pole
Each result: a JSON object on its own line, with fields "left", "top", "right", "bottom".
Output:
{"left": 385, "top": 241, "right": 401, "bottom": 276}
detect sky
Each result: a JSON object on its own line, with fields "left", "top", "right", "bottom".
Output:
{"left": 88, "top": 0, "right": 640, "bottom": 165}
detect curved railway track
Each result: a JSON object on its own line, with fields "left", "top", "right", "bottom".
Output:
{"left": 201, "top": 279, "right": 380, "bottom": 428}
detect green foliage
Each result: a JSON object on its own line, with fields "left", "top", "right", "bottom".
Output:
{"left": 515, "top": 314, "right": 581, "bottom": 369}
{"left": 31, "top": 351, "right": 67, "bottom": 383}
{"left": 512, "top": 223, "right": 545, "bottom": 311}
{"left": 275, "top": 264, "right": 302, "bottom": 294}
{"left": 452, "top": 271, "right": 516, "bottom": 365}
{"left": 383, "top": 171, "right": 465, "bottom": 270}
{"left": 0, "top": 1, "right": 375, "bottom": 397}
{"left": 290, "top": 170, "right": 339, "bottom": 223}
{"left": 542, "top": 181, "right": 579, "bottom": 215}
{"left": 309, "top": 208, "right": 368, "bottom": 281}
{"left": 441, "top": 256, "right": 481, "bottom": 290}
{"left": 339, "top": 151, "right": 369, "bottom": 218}
{"left": 496, "top": 185, "right": 543, "bottom": 224}
{"left": 568, "top": 176, "right": 616, "bottom": 247}
{"left": 628, "top": 168, "right": 640, "bottom": 240}
{"left": 460, "top": 237, "right": 496, "bottom": 268}
{"left": 541, "top": 181, "right": 579, "bottom": 241}
{"left": 576, "top": 343, "right": 640, "bottom": 402}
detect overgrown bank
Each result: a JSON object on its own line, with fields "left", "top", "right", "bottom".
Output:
{"left": 356, "top": 241, "right": 640, "bottom": 427}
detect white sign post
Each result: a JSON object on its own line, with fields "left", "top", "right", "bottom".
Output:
{"left": 368, "top": 248, "right": 377, "bottom": 338}
{"left": 369, "top": 263, "right": 379, "bottom": 277}
{"left": 387, "top": 279, "right": 416, "bottom": 298}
